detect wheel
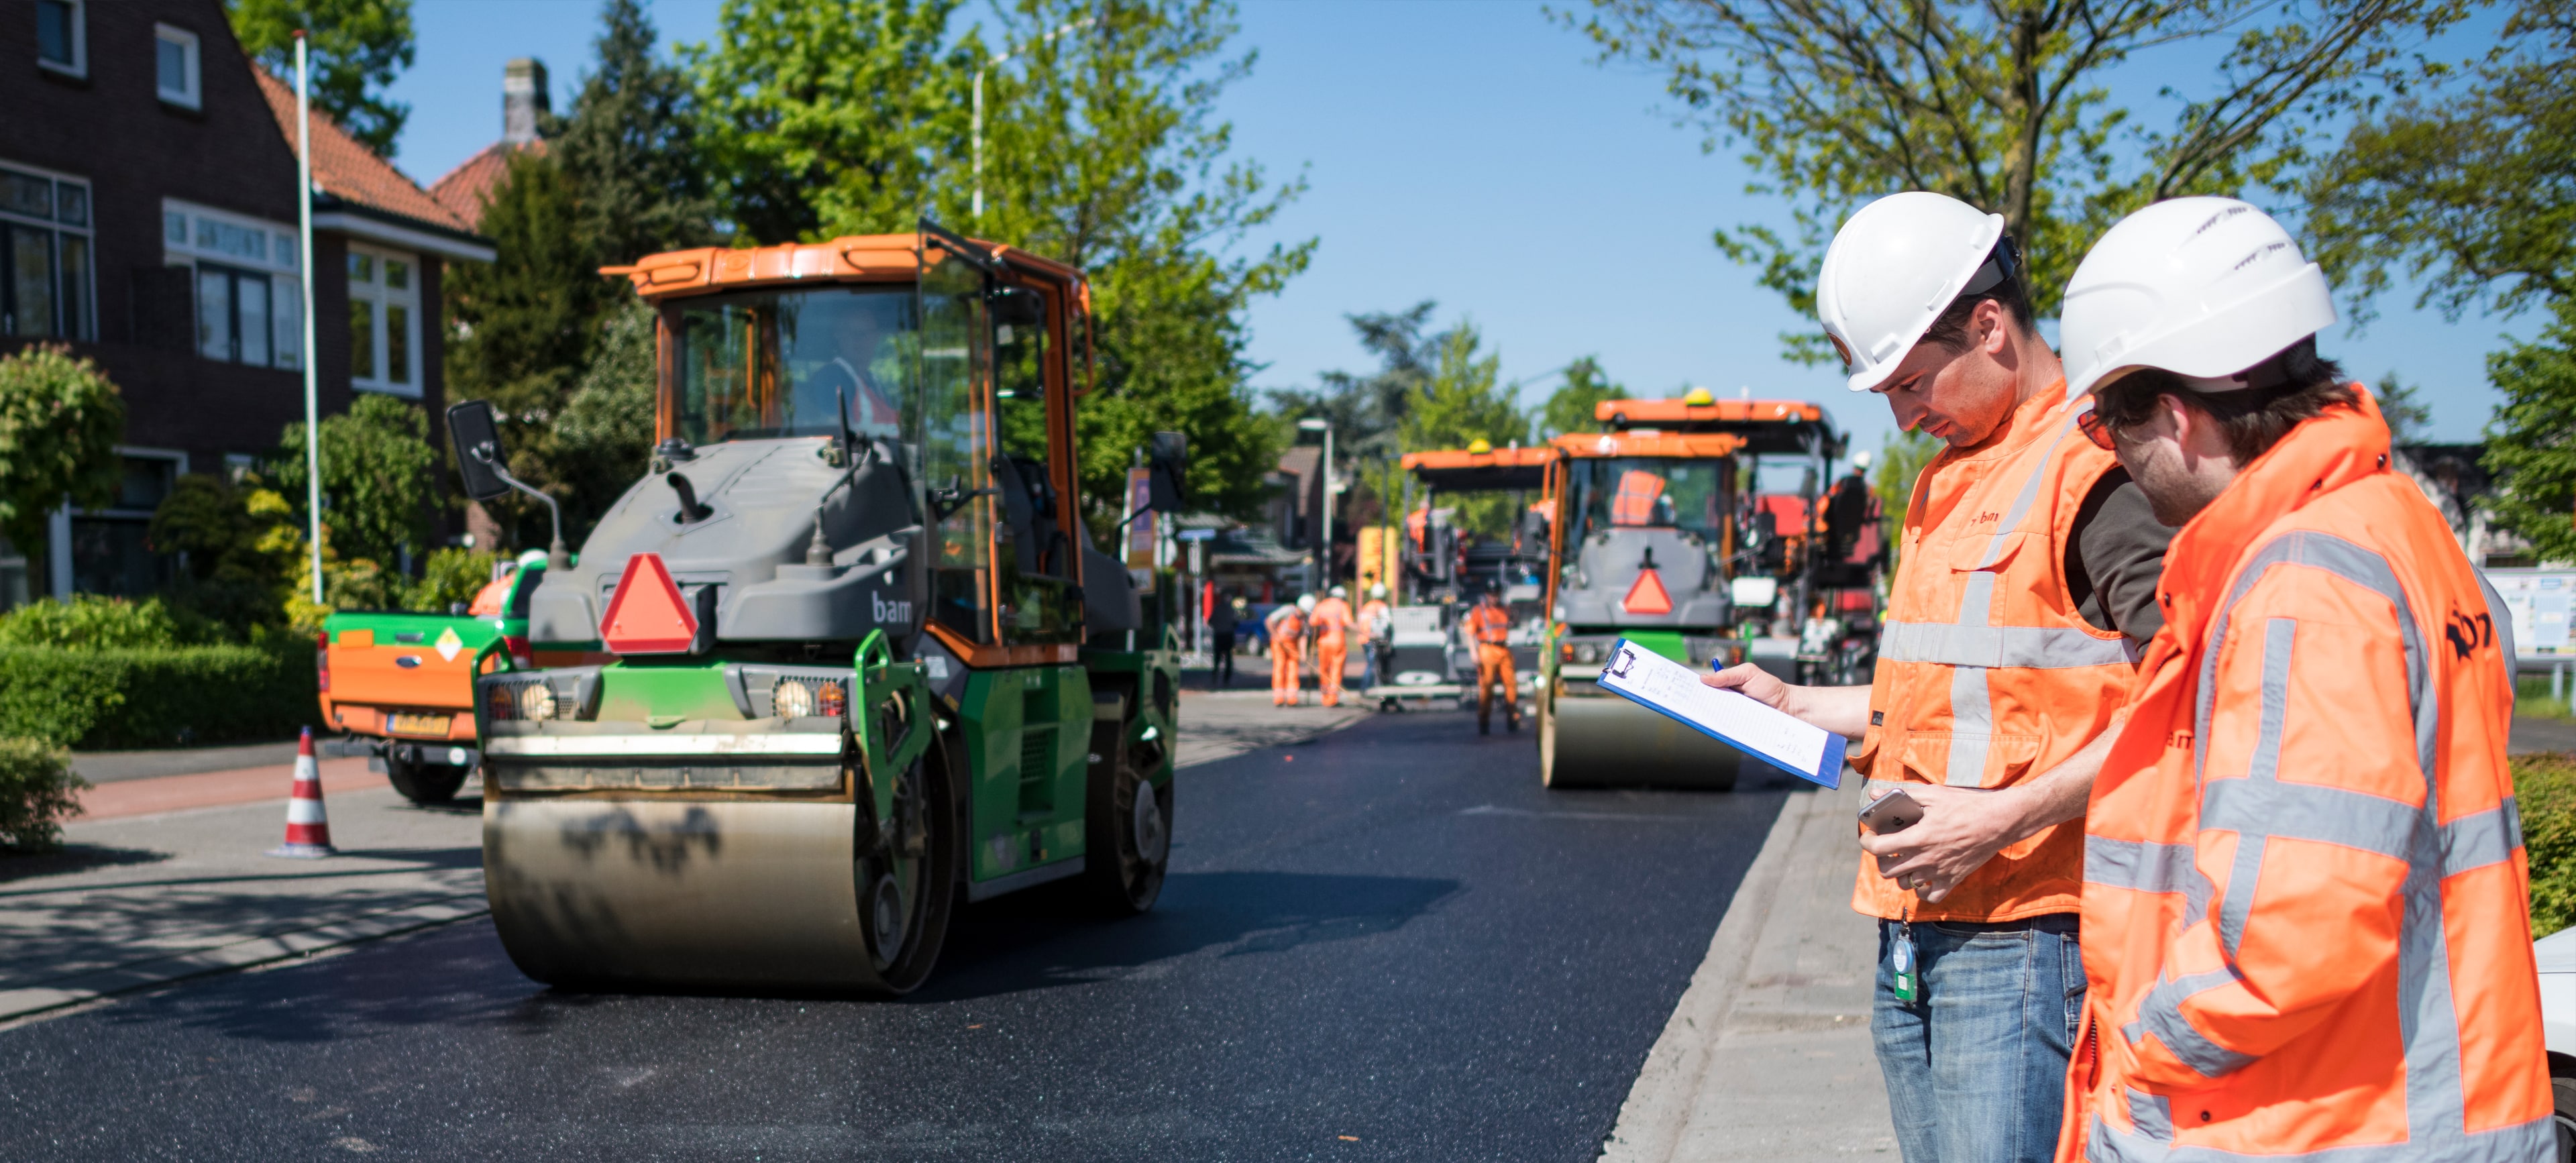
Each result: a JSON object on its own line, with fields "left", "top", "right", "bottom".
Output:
{"left": 385, "top": 753, "right": 468, "bottom": 805}
{"left": 855, "top": 720, "right": 961, "bottom": 995}
{"left": 1082, "top": 734, "right": 1171, "bottom": 915}
{"left": 2553, "top": 1058, "right": 2576, "bottom": 1163}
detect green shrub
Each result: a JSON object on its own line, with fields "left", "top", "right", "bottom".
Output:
{"left": 0, "top": 645, "right": 316, "bottom": 750}
{"left": 2519, "top": 753, "right": 2576, "bottom": 936}
{"left": 0, "top": 594, "right": 219, "bottom": 649}
{"left": 0, "top": 737, "right": 87, "bottom": 851}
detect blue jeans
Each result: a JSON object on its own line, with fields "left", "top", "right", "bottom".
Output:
{"left": 1872, "top": 914, "right": 2083, "bottom": 1163}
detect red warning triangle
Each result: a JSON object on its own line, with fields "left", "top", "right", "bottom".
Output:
{"left": 601, "top": 552, "right": 699, "bottom": 654}
{"left": 1623, "top": 567, "right": 1673, "bottom": 615}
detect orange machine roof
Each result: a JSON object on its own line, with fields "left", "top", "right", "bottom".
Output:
{"left": 606, "top": 233, "right": 1082, "bottom": 299}
{"left": 1550, "top": 431, "right": 1748, "bottom": 458}
{"left": 1401, "top": 445, "right": 1557, "bottom": 492}
{"left": 1399, "top": 446, "right": 1558, "bottom": 472}
{"left": 1597, "top": 398, "right": 1824, "bottom": 425}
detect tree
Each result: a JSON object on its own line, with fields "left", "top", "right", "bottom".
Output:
{"left": 551, "top": 299, "right": 660, "bottom": 542}
{"left": 149, "top": 473, "right": 300, "bottom": 631}
{"left": 1567, "top": 0, "right": 2457, "bottom": 357}
{"left": 551, "top": 0, "right": 718, "bottom": 269}
{"left": 0, "top": 345, "right": 123, "bottom": 582}
{"left": 226, "top": 0, "right": 415, "bottom": 157}
{"left": 1399, "top": 322, "right": 1529, "bottom": 538}
{"left": 1538, "top": 356, "right": 1627, "bottom": 438}
{"left": 2306, "top": 0, "right": 2575, "bottom": 325}
{"left": 1873, "top": 428, "right": 1944, "bottom": 564}
{"left": 2482, "top": 297, "right": 2576, "bottom": 565}
{"left": 272, "top": 394, "right": 438, "bottom": 565}
{"left": 2375, "top": 373, "right": 2433, "bottom": 445}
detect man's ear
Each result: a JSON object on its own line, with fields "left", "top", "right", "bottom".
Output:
{"left": 1978, "top": 300, "right": 2014, "bottom": 357}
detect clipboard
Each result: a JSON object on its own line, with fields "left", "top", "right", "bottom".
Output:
{"left": 1593, "top": 638, "right": 1847, "bottom": 788}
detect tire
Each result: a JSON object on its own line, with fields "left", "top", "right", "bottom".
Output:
{"left": 2552, "top": 1058, "right": 2576, "bottom": 1163}
{"left": 385, "top": 754, "right": 468, "bottom": 806}
{"left": 856, "top": 723, "right": 961, "bottom": 996}
{"left": 1082, "top": 732, "right": 1171, "bottom": 916}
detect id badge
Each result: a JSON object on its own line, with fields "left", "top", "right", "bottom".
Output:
{"left": 1891, "top": 923, "right": 1921, "bottom": 1004}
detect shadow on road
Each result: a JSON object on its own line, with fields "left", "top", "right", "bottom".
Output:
{"left": 0, "top": 844, "right": 168, "bottom": 884}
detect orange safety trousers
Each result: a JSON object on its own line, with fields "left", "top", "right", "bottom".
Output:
{"left": 1474, "top": 644, "right": 1515, "bottom": 722}
{"left": 2061, "top": 389, "right": 2549, "bottom": 1162}
{"left": 1270, "top": 641, "right": 1302, "bottom": 706}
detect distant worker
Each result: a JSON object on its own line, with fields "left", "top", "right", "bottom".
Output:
{"left": 1265, "top": 597, "right": 1307, "bottom": 707}
{"left": 1609, "top": 468, "right": 1670, "bottom": 526}
{"left": 1206, "top": 586, "right": 1238, "bottom": 688}
{"left": 1358, "top": 584, "right": 1395, "bottom": 689}
{"left": 1310, "top": 586, "right": 1354, "bottom": 708}
{"left": 1462, "top": 586, "right": 1518, "bottom": 734}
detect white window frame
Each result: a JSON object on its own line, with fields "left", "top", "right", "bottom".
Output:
{"left": 154, "top": 23, "right": 199, "bottom": 109}
{"left": 163, "top": 198, "right": 301, "bottom": 370}
{"left": 36, "top": 0, "right": 86, "bottom": 77}
{"left": 346, "top": 241, "right": 422, "bottom": 397}
{"left": 0, "top": 158, "right": 97, "bottom": 342}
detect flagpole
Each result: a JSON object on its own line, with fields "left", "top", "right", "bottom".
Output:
{"left": 295, "top": 32, "right": 323, "bottom": 604}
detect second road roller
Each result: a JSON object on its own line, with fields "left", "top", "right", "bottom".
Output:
{"left": 447, "top": 221, "right": 1183, "bottom": 995}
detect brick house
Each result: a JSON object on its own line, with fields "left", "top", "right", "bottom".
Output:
{"left": 0, "top": 0, "right": 490, "bottom": 608}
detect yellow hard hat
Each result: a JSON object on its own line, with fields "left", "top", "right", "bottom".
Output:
{"left": 1466, "top": 438, "right": 1493, "bottom": 454}
{"left": 1682, "top": 386, "right": 1716, "bottom": 406}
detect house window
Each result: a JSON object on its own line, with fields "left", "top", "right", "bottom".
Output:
{"left": 162, "top": 199, "right": 299, "bottom": 369}
{"left": 36, "top": 0, "right": 85, "bottom": 76}
{"left": 0, "top": 162, "right": 95, "bottom": 341}
{"left": 347, "top": 244, "right": 419, "bottom": 394}
{"left": 70, "top": 451, "right": 182, "bottom": 599}
{"left": 154, "top": 23, "right": 199, "bottom": 109}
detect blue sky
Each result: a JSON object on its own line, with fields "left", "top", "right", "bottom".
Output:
{"left": 387, "top": 0, "right": 2538, "bottom": 463}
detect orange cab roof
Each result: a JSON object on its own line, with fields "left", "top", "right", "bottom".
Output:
{"left": 1399, "top": 447, "right": 1558, "bottom": 472}
{"left": 1550, "top": 431, "right": 1747, "bottom": 458}
{"left": 603, "top": 233, "right": 1083, "bottom": 300}
{"left": 1597, "top": 397, "right": 1824, "bottom": 425}
{"left": 1401, "top": 445, "right": 1556, "bottom": 492}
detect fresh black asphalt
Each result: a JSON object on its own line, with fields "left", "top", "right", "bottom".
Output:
{"left": 1, "top": 708, "right": 1796, "bottom": 1161}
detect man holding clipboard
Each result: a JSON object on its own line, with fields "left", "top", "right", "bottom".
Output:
{"left": 1703, "top": 192, "right": 2171, "bottom": 1163}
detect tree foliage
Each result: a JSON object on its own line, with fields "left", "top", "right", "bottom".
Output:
{"left": 1566, "top": 0, "right": 2458, "bottom": 357}
{"left": 226, "top": 0, "right": 415, "bottom": 157}
{"left": 2306, "top": 0, "right": 2576, "bottom": 325}
{"left": 1399, "top": 322, "right": 1530, "bottom": 538}
{"left": 272, "top": 394, "right": 437, "bottom": 564}
{"left": 1538, "top": 356, "right": 1627, "bottom": 438}
{"left": 551, "top": 0, "right": 719, "bottom": 269}
{"left": 0, "top": 344, "right": 124, "bottom": 572}
{"left": 2482, "top": 297, "right": 2576, "bottom": 564}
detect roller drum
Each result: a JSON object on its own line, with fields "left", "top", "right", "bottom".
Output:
{"left": 483, "top": 797, "right": 882, "bottom": 990}
{"left": 1542, "top": 692, "right": 1741, "bottom": 789}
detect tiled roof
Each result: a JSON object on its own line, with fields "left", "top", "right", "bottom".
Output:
{"left": 252, "top": 68, "right": 475, "bottom": 235}
{"left": 427, "top": 139, "right": 545, "bottom": 231}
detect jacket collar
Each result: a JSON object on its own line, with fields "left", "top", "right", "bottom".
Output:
{"left": 2155, "top": 385, "right": 2392, "bottom": 648}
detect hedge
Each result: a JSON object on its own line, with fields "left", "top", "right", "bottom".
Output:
{"left": 2522, "top": 753, "right": 2576, "bottom": 937}
{"left": 0, "top": 645, "right": 316, "bottom": 751}
{"left": 0, "top": 737, "right": 87, "bottom": 850}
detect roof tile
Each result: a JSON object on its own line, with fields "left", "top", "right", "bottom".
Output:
{"left": 252, "top": 68, "right": 474, "bottom": 235}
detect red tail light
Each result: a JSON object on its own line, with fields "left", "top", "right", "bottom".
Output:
{"left": 503, "top": 634, "right": 532, "bottom": 669}
{"left": 484, "top": 682, "right": 515, "bottom": 722}
{"left": 315, "top": 632, "right": 331, "bottom": 693}
{"left": 818, "top": 681, "right": 847, "bottom": 719}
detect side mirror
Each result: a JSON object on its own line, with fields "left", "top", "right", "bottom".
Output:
{"left": 447, "top": 400, "right": 511, "bottom": 502}
{"left": 1146, "top": 431, "right": 1188, "bottom": 512}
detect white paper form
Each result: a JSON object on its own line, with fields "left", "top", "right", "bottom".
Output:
{"left": 1594, "top": 639, "right": 1847, "bottom": 788}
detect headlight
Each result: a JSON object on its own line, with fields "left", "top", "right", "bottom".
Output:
{"left": 773, "top": 679, "right": 815, "bottom": 719}
{"left": 1572, "top": 643, "right": 1603, "bottom": 665}
{"left": 517, "top": 681, "right": 557, "bottom": 722}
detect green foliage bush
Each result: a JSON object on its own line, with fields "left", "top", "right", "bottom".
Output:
{"left": 2518, "top": 753, "right": 2576, "bottom": 936}
{"left": 0, "top": 595, "right": 219, "bottom": 649}
{"left": 0, "top": 736, "right": 86, "bottom": 851}
{"left": 0, "top": 645, "right": 315, "bottom": 751}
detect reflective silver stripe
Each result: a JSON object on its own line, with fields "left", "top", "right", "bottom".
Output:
{"left": 2084, "top": 836, "right": 2202, "bottom": 895}
{"left": 2127, "top": 1089, "right": 2174, "bottom": 1142}
{"left": 2137, "top": 967, "right": 2256, "bottom": 1078}
{"left": 2196, "top": 532, "right": 2435, "bottom": 787}
{"left": 2088, "top": 1111, "right": 2557, "bottom": 1161}
{"left": 1878, "top": 620, "right": 2138, "bottom": 668}
{"left": 2441, "top": 798, "right": 2522, "bottom": 875}
{"left": 2214, "top": 619, "right": 2292, "bottom": 957}
{"left": 1945, "top": 664, "right": 1992, "bottom": 786}
{"left": 2201, "top": 778, "right": 2420, "bottom": 863}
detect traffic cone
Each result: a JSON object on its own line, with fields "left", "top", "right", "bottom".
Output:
{"left": 268, "top": 726, "right": 337, "bottom": 859}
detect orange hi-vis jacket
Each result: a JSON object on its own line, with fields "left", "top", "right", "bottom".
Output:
{"left": 1266, "top": 604, "right": 1305, "bottom": 650}
{"left": 1357, "top": 599, "right": 1392, "bottom": 643}
{"left": 1310, "top": 597, "right": 1353, "bottom": 647}
{"left": 1611, "top": 471, "right": 1666, "bottom": 526}
{"left": 1854, "top": 385, "right": 2139, "bottom": 923}
{"left": 2062, "top": 390, "right": 2547, "bottom": 1162}
{"left": 1464, "top": 604, "right": 1511, "bottom": 647}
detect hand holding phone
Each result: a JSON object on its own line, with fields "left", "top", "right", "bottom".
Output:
{"left": 1858, "top": 788, "right": 1924, "bottom": 834}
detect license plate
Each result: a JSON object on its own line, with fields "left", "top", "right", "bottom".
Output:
{"left": 386, "top": 712, "right": 450, "bottom": 736}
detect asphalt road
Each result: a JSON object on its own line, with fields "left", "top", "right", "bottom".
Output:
{"left": 1, "top": 710, "right": 1796, "bottom": 1162}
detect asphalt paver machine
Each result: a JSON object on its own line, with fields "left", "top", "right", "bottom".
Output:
{"left": 447, "top": 223, "right": 1183, "bottom": 995}
{"left": 1536, "top": 394, "right": 1845, "bottom": 789}
{"left": 1369, "top": 445, "right": 1558, "bottom": 708}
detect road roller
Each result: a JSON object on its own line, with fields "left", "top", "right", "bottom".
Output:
{"left": 1535, "top": 391, "right": 1849, "bottom": 789}
{"left": 445, "top": 221, "right": 1183, "bottom": 995}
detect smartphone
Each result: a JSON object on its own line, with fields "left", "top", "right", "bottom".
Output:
{"left": 1858, "top": 789, "right": 1925, "bottom": 834}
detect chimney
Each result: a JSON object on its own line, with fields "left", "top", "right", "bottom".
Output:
{"left": 502, "top": 58, "right": 549, "bottom": 145}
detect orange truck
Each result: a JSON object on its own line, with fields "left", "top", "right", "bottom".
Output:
{"left": 316, "top": 554, "right": 544, "bottom": 804}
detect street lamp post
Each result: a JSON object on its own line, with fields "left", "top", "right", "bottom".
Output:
{"left": 972, "top": 17, "right": 1099, "bottom": 229}
{"left": 1299, "top": 417, "right": 1332, "bottom": 592}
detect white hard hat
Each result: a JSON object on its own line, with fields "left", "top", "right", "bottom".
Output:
{"left": 1815, "top": 192, "right": 2010, "bottom": 392}
{"left": 1297, "top": 594, "right": 1316, "bottom": 613}
{"left": 1369, "top": 584, "right": 1387, "bottom": 600}
{"left": 1330, "top": 585, "right": 1347, "bottom": 598}
{"left": 1849, "top": 449, "right": 1874, "bottom": 472}
{"left": 2059, "top": 197, "right": 2336, "bottom": 400}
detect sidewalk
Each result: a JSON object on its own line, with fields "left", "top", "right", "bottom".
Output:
{"left": 1602, "top": 777, "right": 1896, "bottom": 1160}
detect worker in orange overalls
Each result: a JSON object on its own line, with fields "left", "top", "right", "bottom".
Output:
{"left": 1609, "top": 469, "right": 1668, "bottom": 526}
{"left": 1462, "top": 586, "right": 1517, "bottom": 734}
{"left": 2052, "top": 198, "right": 2548, "bottom": 1160}
{"left": 1309, "top": 585, "right": 1354, "bottom": 707}
{"left": 1265, "top": 595, "right": 1307, "bottom": 707}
